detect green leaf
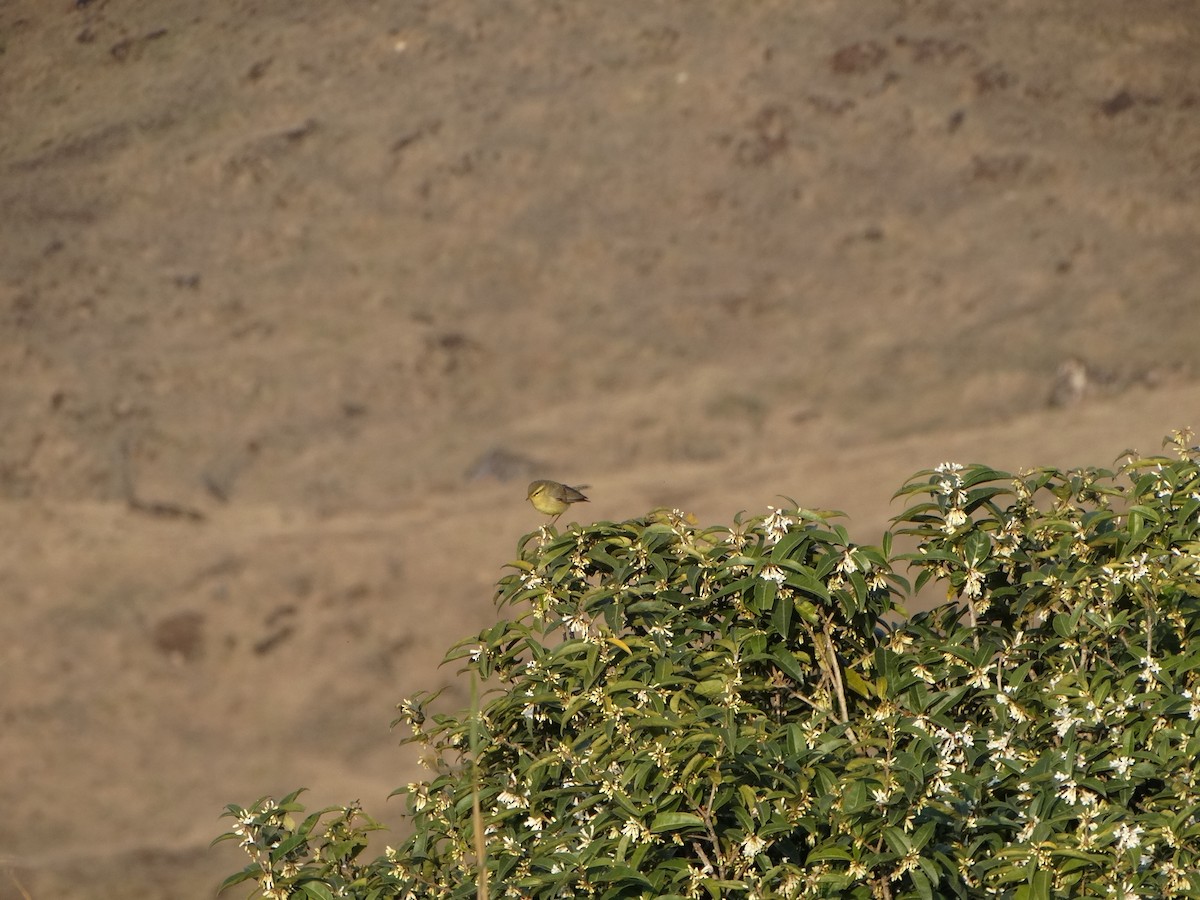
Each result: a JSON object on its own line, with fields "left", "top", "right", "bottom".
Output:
{"left": 771, "top": 591, "right": 793, "bottom": 637}
{"left": 270, "top": 832, "right": 308, "bottom": 862}
{"left": 590, "top": 865, "right": 655, "bottom": 888}
{"left": 783, "top": 568, "right": 831, "bottom": 601}
{"left": 753, "top": 577, "right": 778, "bottom": 614}
{"left": 297, "top": 883, "right": 336, "bottom": 900}
{"left": 650, "top": 812, "right": 705, "bottom": 832}
{"left": 909, "top": 867, "right": 934, "bottom": 900}
{"left": 805, "top": 843, "right": 852, "bottom": 863}
{"left": 844, "top": 667, "right": 873, "bottom": 698}
{"left": 773, "top": 648, "right": 808, "bottom": 682}
{"left": 216, "top": 866, "right": 259, "bottom": 892}
{"left": 1052, "top": 613, "right": 1072, "bottom": 638}
{"left": 962, "top": 529, "right": 991, "bottom": 567}
{"left": 771, "top": 527, "right": 812, "bottom": 561}
{"left": 961, "top": 466, "right": 1012, "bottom": 488}
{"left": 1013, "top": 869, "right": 1051, "bottom": 900}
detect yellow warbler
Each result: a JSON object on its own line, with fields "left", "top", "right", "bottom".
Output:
{"left": 526, "top": 480, "right": 589, "bottom": 522}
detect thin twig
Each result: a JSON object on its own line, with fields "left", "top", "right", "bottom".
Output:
{"left": 697, "top": 780, "right": 726, "bottom": 880}
{"left": 822, "top": 622, "right": 849, "bottom": 725}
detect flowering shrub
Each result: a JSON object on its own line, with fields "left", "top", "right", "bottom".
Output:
{"left": 219, "top": 433, "right": 1200, "bottom": 899}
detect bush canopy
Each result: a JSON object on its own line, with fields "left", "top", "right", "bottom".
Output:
{"left": 219, "top": 433, "right": 1200, "bottom": 900}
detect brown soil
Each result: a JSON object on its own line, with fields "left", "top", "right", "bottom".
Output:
{"left": 2, "top": 1, "right": 1198, "bottom": 896}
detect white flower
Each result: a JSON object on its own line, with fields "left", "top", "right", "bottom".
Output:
{"left": 986, "top": 731, "right": 1012, "bottom": 754}
{"left": 1017, "top": 816, "right": 1038, "bottom": 842}
{"left": 561, "top": 613, "right": 591, "bottom": 638}
{"left": 1105, "top": 878, "right": 1142, "bottom": 899}
{"left": 1110, "top": 756, "right": 1135, "bottom": 777}
{"left": 762, "top": 507, "right": 795, "bottom": 544}
{"left": 741, "top": 834, "right": 769, "bottom": 858}
{"left": 963, "top": 566, "right": 984, "bottom": 598}
{"left": 497, "top": 790, "right": 528, "bottom": 809}
{"left": 759, "top": 564, "right": 786, "bottom": 584}
{"left": 621, "top": 818, "right": 652, "bottom": 843}
{"left": 943, "top": 508, "right": 968, "bottom": 532}
{"left": 1185, "top": 689, "right": 1200, "bottom": 721}
{"left": 1128, "top": 553, "right": 1150, "bottom": 581}
{"left": 967, "top": 666, "right": 991, "bottom": 689}
{"left": 1054, "top": 709, "right": 1083, "bottom": 738}
{"left": 1054, "top": 771, "right": 1080, "bottom": 805}
{"left": 408, "top": 783, "right": 430, "bottom": 810}
{"left": 1114, "top": 822, "right": 1144, "bottom": 852}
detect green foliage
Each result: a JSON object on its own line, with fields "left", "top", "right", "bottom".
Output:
{"left": 220, "top": 433, "right": 1200, "bottom": 899}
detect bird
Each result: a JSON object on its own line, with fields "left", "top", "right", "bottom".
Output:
{"left": 526, "top": 480, "right": 589, "bottom": 524}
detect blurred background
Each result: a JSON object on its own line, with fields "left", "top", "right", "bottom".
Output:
{"left": 1, "top": 1, "right": 1198, "bottom": 896}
